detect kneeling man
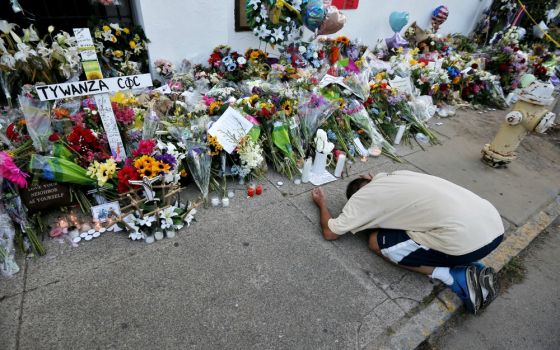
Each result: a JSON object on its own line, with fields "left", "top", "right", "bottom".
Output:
{"left": 311, "top": 170, "right": 504, "bottom": 314}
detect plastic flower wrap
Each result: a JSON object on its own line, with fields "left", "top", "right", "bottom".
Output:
{"left": 344, "top": 99, "right": 395, "bottom": 156}
{"left": 29, "top": 155, "right": 99, "bottom": 187}
{"left": 18, "top": 94, "right": 53, "bottom": 153}
{"left": 298, "top": 92, "right": 336, "bottom": 148}
{"left": 186, "top": 145, "right": 212, "bottom": 208}
{"left": 0, "top": 191, "right": 19, "bottom": 276}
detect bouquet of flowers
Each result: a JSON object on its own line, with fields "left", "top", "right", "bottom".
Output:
{"left": 92, "top": 21, "right": 150, "bottom": 76}
{"left": 207, "top": 45, "right": 247, "bottom": 82}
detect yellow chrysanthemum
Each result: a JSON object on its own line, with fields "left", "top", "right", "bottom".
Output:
{"left": 111, "top": 35, "right": 117, "bottom": 43}
{"left": 123, "top": 27, "right": 130, "bottom": 34}
{"left": 113, "top": 50, "right": 124, "bottom": 58}
{"left": 129, "top": 40, "right": 136, "bottom": 49}
{"left": 409, "top": 59, "right": 418, "bottom": 66}
{"left": 102, "top": 25, "right": 111, "bottom": 32}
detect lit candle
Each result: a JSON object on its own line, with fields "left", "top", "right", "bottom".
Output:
{"left": 255, "top": 185, "right": 263, "bottom": 196}
{"left": 58, "top": 218, "right": 69, "bottom": 229}
{"left": 247, "top": 187, "right": 255, "bottom": 197}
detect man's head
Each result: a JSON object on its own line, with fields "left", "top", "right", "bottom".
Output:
{"left": 346, "top": 177, "right": 371, "bottom": 199}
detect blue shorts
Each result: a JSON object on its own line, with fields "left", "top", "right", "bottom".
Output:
{"left": 376, "top": 229, "right": 503, "bottom": 267}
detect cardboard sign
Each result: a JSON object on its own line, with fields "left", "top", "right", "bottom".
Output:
{"left": 20, "top": 181, "right": 72, "bottom": 211}
{"left": 35, "top": 74, "right": 152, "bottom": 101}
{"left": 332, "top": 0, "right": 359, "bottom": 10}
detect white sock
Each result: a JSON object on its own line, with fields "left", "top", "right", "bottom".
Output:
{"left": 431, "top": 267, "right": 453, "bottom": 286}
{"left": 481, "top": 286, "right": 489, "bottom": 300}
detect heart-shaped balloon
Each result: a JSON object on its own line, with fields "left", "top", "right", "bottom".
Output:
{"left": 389, "top": 11, "right": 409, "bottom": 33}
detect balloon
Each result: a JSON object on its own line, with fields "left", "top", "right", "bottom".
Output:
{"left": 317, "top": 6, "right": 346, "bottom": 35}
{"left": 389, "top": 11, "right": 409, "bottom": 33}
{"left": 304, "top": 0, "right": 327, "bottom": 31}
{"left": 431, "top": 5, "right": 449, "bottom": 32}
{"left": 385, "top": 33, "right": 409, "bottom": 50}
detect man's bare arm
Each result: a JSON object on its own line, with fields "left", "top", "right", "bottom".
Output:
{"left": 311, "top": 188, "right": 340, "bottom": 241}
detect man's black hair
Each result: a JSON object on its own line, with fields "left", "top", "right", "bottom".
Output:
{"left": 346, "top": 178, "right": 370, "bottom": 199}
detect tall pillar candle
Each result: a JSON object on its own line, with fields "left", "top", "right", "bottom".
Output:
{"left": 301, "top": 157, "right": 312, "bottom": 183}
{"left": 334, "top": 153, "right": 346, "bottom": 177}
{"left": 394, "top": 124, "right": 406, "bottom": 145}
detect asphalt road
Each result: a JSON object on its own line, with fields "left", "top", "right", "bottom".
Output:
{"left": 429, "top": 217, "right": 560, "bottom": 350}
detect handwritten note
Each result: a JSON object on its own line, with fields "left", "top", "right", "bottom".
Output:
{"left": 389, "top": 77, "right": 414, "bottom": 96}
{"left": 94, "top": 94, "right": 126, "bottom": 160}
{"left": 208, "top": 107, "right": 254, "bottom": 154}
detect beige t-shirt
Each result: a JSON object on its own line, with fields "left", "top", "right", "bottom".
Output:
{"left": 328, "top": 171, "right": 504, "bottom": 255}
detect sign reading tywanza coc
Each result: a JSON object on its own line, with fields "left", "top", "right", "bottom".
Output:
{"left": 35, "top": 74, "right": 152, "bottom": 101}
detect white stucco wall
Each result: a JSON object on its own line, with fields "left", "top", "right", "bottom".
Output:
{"left": 134, "top": 0, "right": 492, "bottom": 66}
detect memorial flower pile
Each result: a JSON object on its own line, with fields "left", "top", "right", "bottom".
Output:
{"left": 0, "top": 3, "right": 559, "bottom": 277}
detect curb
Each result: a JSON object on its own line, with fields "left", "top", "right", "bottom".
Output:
{"left": 367, "top": 195, "right": 560, "bottom": 350}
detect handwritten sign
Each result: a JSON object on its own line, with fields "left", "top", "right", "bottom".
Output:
{"left": 208, "top": 107, "right": 254, "bottom": 154}
{"left": 94, "top": 93, "right": 127, "bottom": 159}
{"left": 20, "top": 181, "right": 72, "bottom": 211}
{"left": 389, "top": 77, "right": 414, "bottom": 96}
{"left": 35, "top": 74, "right": 152, "bottom": 101}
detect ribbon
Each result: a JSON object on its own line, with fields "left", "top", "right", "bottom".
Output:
{"left": 271, "top": 0, "right": 302, "bottom": 24}
{"left": 516, "top": 0, "right": 560, "bottom": 48}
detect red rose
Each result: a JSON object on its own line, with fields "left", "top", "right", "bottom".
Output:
{"left": 117, "top": 166, "right": 140, "bottom": 193}
{"left": 48, "top": 133, "right": 61, "bottom": 142}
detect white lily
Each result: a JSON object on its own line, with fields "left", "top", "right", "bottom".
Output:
{"left": 160, "top": 206, "right": 178, "bottom": 230}
{"left": 22, "top": 25, "right": 39, "bottom": 42}
{"left": 0, "top": 20, "right": 17, "bottom": 34}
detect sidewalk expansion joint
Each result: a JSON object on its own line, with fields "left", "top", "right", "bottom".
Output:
{"left": 14, "top": 258, "right": 28, "bottom": 350}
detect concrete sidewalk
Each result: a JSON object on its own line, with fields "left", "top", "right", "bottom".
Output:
{"left": 1, "top": 108, "right": 559, "bottom": 350}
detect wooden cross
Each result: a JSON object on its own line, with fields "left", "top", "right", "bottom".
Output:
{"left": 34, "top": 28, "right": 153, "bottom": 161}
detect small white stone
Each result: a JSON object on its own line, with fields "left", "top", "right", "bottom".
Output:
{"left": 277, "top": 181, "right": 284, "bottom": 186}
{"left": 294, "top": 179, "right": 302, "bottom": 185}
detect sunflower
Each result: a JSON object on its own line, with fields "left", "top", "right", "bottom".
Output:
{"left": 281, "top": 100, "right": 293, "bottom": 115}
{"left": 207, "top": 135, "right": 223, "bottom": 156}
{"left": 209, "top": 101, "right": 223, "bottom": 115}
{"left": 152, "top": 161, "right": 170, "bottom": 174}
{"left": 134, "top": 155, "right": 156, "bottom": 173}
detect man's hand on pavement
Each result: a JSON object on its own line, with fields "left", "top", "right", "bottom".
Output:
{"left": 312, "top": 188, "right": 327, "bottom": 207}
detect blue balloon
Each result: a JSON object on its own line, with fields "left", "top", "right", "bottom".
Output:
{"left": 389, "top": 11, "right": 409, "bottom": 33}
{"left": 304, "top": 0, "right": 326, "bottom": 31}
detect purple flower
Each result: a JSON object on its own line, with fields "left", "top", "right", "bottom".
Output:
{"left": 503, "top": 46, "right": 514, "bottom": 54}
{"left": 156, "top": 153, "right": 177, "bottom": 169}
